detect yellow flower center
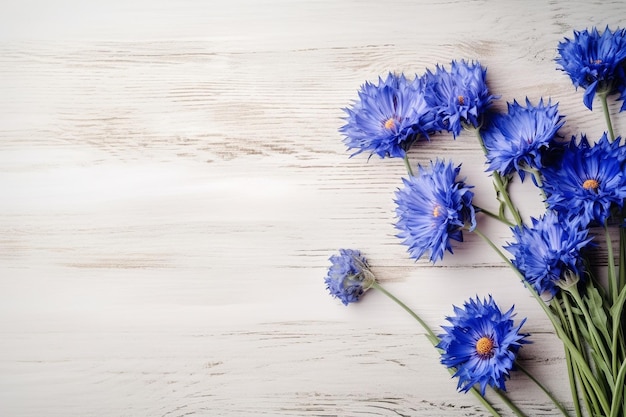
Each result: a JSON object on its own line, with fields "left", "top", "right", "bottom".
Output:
{"left": 583, "top": 179, "right": 599, "bottom": 191}
{"left": 458, "top": 95, "right": 465, "bottom": 105}
{"left": 593, "top": 59, "right": 603, "bottom": 64}
{"left": 475, "top": 336, "right": 494, "bottom": 357}
{"left": 384, "top": 118, "right": 396, "bottom": 130}
{"left": 433, "top": 204, "right": 441, "bottom": 218}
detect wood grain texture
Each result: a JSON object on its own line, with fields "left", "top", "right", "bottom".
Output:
{"left": 1, "top": 1, "right": 626, "bottom": 416}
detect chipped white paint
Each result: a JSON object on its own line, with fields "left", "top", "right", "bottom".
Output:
{"left": 1, "top": 1, "right": 626, "bottom": 416}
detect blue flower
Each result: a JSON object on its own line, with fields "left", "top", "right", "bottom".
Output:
{"left": 505, "top": 212, "right": 592, "bottom": 297}
{"left": 556, "top": 26, "right": 626, "bottom": 110}
{"left": 438, "top": 296, "right": 529, "bottom": 395}
{"left": 482, "top": 98, "right": 564, "bottom": 180}
{"left": 541, "top": 133, "right": 626, "bottom": 228}
{"left": 324, "top": 249, "right": 376, "bottom": 305}
{"left": 395, "top": 159, "right": 476, "bottom": 263}
{"left": 424, "top": 60, "right": 497, "bottom": 137}
{"left": 340, "top": 73, "right": 436, "bottom": 159}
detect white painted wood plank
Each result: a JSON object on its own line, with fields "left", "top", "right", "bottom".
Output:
{"left": 1, "top": 1, "right": 625, "bottom": 416}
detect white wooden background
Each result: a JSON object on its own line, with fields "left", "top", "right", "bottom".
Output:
{"left": 2, "top": 1, "right": 626, "bottom": 416}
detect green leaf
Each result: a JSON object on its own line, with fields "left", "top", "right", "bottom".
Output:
{"left": 609, "top": 359, "right": 626, "bottom": 417}
{"left": 610, "top": 285, "right": 626, "bottom": 324}
{"left": 585, "top": 286, "right": 612, "bottom": 343}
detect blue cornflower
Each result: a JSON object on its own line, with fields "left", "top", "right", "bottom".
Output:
{"left": 556, "top": 26, "right": 626, "bottom": 110}
{"left": 394, "top": 159, "right": 476, "bottom": 263}
{"left": 340, "top": 73, "right": 436, "bottom": 159}
{"left": 505, "top": 212, "right": 592, "bottom": 297}
{"left": 541, "top": 133, "right": 626, "bottom": 228}
{"left": 324, "top": 249, "right": 376, "bottom": 305}
{"left": 482, "top": 98, "right": 564, "bottom": 181}
{"left": 438, "top": 296, "right": 529, "bottom": 395}
{"left": 424, "top": 60, "right": 497, "bottom": 137}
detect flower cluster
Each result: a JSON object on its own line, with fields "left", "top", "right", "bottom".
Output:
{"left": 340, "top": 60, "right": 496, "bottom": 159}
{"left": 324, "top": 25, "right": 626, "bottom": 417}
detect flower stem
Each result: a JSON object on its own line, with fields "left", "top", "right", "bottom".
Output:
{"left": 492, "top": 388, "right": 528, "bottom": 417}
{"left": 473, "top": 204, "right": 515, "bottom": 227}
{"left": 515, "top": 360, "right": 573, "bottom": 417}
{"left": 370, "top": 281, "right": 505, "bottom": 417}
{"left": 523, "top": 166, "right": 549, "bottom": 204}
{"left": 371, "top": 281, "right": 437, "bottom": 343}
{"left": 565, "top": 285, "right": 612, "bottom": 373}
{"left": 617, "top": 221, "right": 626, "bottom": 292}
{"left": 599, "top": 91, "right": 616, "bottom": 141}
{"left": 609, "top": 359, "right": 626, "bottom": 417}
{"left": 558, "top": 294, "right": 585, "bottom": 417}
{"left": 472, "top": 127, "right": 523, "bottom": 226}
{"left": 403, "top": 152, "right": 414, "bottom": 176}
{"left": 605, "top": 222, "right": 619, "bottom": 305}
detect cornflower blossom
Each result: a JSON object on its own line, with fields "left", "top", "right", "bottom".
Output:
{"left": 424, "top": 60, "right": 497, "bottom": 137}
{"left": 438, "top": 296, "right": 529, "bottom": 395}
{"left": 505, "top": 212, "right": 592, "bottom": 297}
{"left": 324, "top": 249, "right": 375, "bottom": 305}
{"left": 556, "top": 26, "right": 626, "bottom": 110}
{"left": 541, "top": 133, "right": 626, "bottom": 228}
{"left": 394, "top": 159, "right": 476, "bottom": 263}
{"left": 340, "top": 73, "right": 436, "bottom": 159}
{"left": 482, "top": 98, "right": 564, "bottom": 181}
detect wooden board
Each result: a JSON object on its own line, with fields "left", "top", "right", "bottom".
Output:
{"left": 2, "top": 1, "right": 626, "bottom": 415}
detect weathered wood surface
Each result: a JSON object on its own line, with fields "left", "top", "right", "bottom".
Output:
{"left": 1, "top": 1, "right": 626, "bottom": 416}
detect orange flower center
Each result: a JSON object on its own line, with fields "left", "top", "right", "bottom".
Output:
{"left": 475, "top": 336, "right": 494, "bottom": 357}
{"left": 583, "top": 179, "right": 599, "bottom": 191}
{"left": 433, "top": 204, "right": 441, "bottom": 218}
{"left": 384, "top": 118, "right": 396, "bottom": 129}
{"left": 458, "top": 95, "right": 465, "bottom": 105}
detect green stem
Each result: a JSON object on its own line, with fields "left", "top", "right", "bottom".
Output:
{"left": 609, "top": 359, "right": 626, "bottom": 417}
{"left": 566, "top": 285, "right": 612, "bottom": 376}
{"left": 617, "top": 221, "right": 626, "bottom": 292}
{"left": 617, "top": 223, "right": 626, "bottom": 300}
{"left": 516, "top": 360, "right": 573, "bottom": 417}
{"left": 530, "top": 290, "right": 611, "bottom": 415}
{"left": 605, "top": 222, "right": 618, "bottom": 305}
{"left": 524, "top": 166, "right": 549, "bottom": 204}
{"left": 556, "top": 295, "right": 585, "bottom": 417}
{"left": 618, "top": 214, "right": 626, "bottom": 364}
{"left": 599, "top": 91, "right": 615, "bottom": 141}
{"left": 605, "top": 222, "right": 622, "bottom": 380}
{"left": 473, "top": 204, "right": 515, "bottom": 227}
{"left": 576, "top": 364, "right": 603, "bottom": 417}
{"left": 493, "top": 172, "right": 522, "bottom": 225}
{"left": 526, "top": 167, "right": 544, "bottom": 188}
{"left": 472, "top": 127, "right": 523, "bottom": 226}
{"left": 492, "top": 388, "right": 528, "bottom": 417}
{"left": 371, "top": 281, "right": 504, "bottom": 417}
{"left": 403, "top": 152, "right": 414, "bottom": 177}
{"left": 611, "top": 285, "right": 626, "bottom": 386}
{"left": 371, "top": 281, "right": 437, "bottom": 343}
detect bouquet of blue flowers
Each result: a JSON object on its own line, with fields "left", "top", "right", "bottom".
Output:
{"left": 324, "top": 26, "right": 626, "bottom": 417}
